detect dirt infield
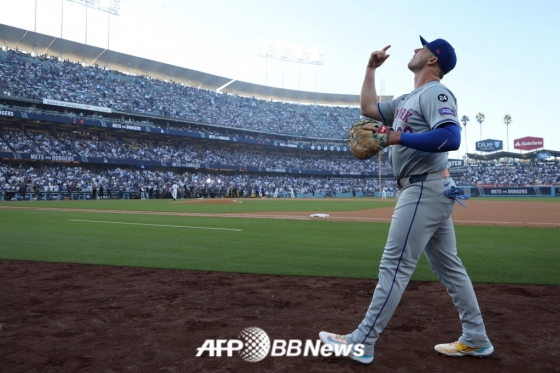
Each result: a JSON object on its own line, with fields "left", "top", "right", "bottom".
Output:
{"left": 0, "top": 200, "right": 559, "bottom": 372}
{"left": 1, "top": 261, "right": 559, "bottom": 373}
{"left": 242, "top": 199, "right": 560, "bottom": 228}
{"left": 2, "top": 198, "right": 559, "bottom": 227}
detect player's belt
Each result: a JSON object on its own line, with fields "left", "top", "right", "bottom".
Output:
{"left": 398, "top": 169, "right": 450, "bottom": 189}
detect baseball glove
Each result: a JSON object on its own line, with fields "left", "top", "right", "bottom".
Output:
{"left": 348, "top": 119, "right": 391, "bottom": 160}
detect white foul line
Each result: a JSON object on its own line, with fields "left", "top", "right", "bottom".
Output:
{"left": 67, "top": 219, "right": 242, "bottom": 231}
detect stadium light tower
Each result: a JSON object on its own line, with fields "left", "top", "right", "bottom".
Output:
{"left": 258, "top": 41, "right": 324, "bottom": 91}
{"left": 67, "top": 0, "right": 121, "bottom": 16}
{"left": 66, "top": 0, "right": 121, "bottom": 48}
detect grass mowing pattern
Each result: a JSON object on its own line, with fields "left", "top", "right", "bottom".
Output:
{"left": 0, "top": 198, "right": 395, "bottom": 213}
{"left": 1, "top": 209, "right": 559, "bottom": 285}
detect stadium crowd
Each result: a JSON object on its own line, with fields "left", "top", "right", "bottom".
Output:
{"left": 0, "top": 49, "right": 359, "bottom": 139}
{"left": 0, "top": 128, "right": 391, "bottom": 173}
{"left": 0, "top": 102, "right": 349, "bottom": 150}
{"left": 454, "top": 163, "right": 560, "bottom": 186}
{"left": 1, "top": 159, "right": 558, "bottom": 200}
{"left": 1, "top": 126, "right": 558, "bottom": 198}
{"left": 0, "top": 162, "right": 395, "bottom": 199}
{"left": 0, "top": 49, "right": 558, "bottom": 199}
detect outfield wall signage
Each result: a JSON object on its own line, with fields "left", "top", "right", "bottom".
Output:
{"left": 448, "top": 159, "right": 464, "bottom": 168}
{"left": 43, "top": 98, "right": 112, "bottom": 113}
{"left": 475, "top": 139, "right": 503, "bottom": 152}
{"left": 476, "top": 186, "right": 552, "bottom": 196}
{"left": 514, "top": 137, "right": 544, "bottom": 151}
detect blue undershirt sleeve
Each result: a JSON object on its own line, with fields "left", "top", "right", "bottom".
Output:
{"left": 399, "top": 123, "right": 460, "bottom": 152}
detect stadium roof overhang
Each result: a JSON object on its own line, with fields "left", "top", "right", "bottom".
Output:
{"left": 0, "top": 24, "right": 392, "bottom": 106}
{"left": 466, "top": 150, "right": 560, "bottom": 161}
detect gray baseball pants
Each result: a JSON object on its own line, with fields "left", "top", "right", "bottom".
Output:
{"left": 345, "top": 172, "right": 492, "bottom": 356}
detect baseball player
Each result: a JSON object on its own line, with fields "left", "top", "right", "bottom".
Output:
{"left": 171, "top": 183, "right": 178, "bottom": 201}
{"left": 381, "top": 187, "right": 387, "bottom": 199}
{"left": 319, "top": 36, "right": 493, "bottom": 364}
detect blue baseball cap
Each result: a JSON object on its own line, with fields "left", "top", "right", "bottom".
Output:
{"left": 419, "top": 36, "right": 457, "bottom": 74}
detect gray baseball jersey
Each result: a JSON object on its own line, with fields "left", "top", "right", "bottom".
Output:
{"left": 341, "top": 81, "right": 491, "bottom": 360}
{"left": 377, "top": 81, "right": 460, "bottom": 181}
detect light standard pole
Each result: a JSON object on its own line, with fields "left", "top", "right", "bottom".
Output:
{"left": 34, "top": 0, "right": 38, "bottom": 32}
{"left": 108, "top": 12, "right": 110, "bottom": 49}
{"left": 65, "top": 0, "right": 122, "bottom": 48}
{"left": 61, "top": 0, "right": 64, "bottom": 38}
{"left": 258, "top": 43, "right": 324, "bottom": 91}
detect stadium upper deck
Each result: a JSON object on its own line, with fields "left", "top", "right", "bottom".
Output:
{"left": 0, "top": 24, "right": 392, "bottom": 106}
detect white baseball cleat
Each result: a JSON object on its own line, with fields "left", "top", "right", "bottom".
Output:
{"left": 434, "top": 341, "right": 494, "bottom": 357}
{"left": 318, "top": 331, "right": 374, "bottom": 365}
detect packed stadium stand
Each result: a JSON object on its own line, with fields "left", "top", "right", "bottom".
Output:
{"left": 0, "top": 48, "right": 359, "bottom": 139}
{"left": 0, "top": 38, "right": 558, "bottom": 201}
{"left": 0, "top": 127, "right": 392, "bottom": 173}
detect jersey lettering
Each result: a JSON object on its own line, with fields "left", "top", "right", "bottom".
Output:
{"left": 396, "top": 126, "right": 414, "bottom": 133}
{"left": 395, "top": 108, "right": 414, "bottom": 124}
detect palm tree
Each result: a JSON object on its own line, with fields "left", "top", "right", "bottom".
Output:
{"left": 461, "top": 115, "right": 469, "bottom": 154}
{"left": 503, "top": 114, "right": 512, "bottom": 152}
{"left": 475, "top": 112, "right": 485, "bottom": 141}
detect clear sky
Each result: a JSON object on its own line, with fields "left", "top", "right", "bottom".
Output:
{"left": 1, "top": 0, "right": 559, "bottom": 157}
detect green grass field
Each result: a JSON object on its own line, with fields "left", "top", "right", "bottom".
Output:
{"left": 0, "top": 198, "right": 396, "bottom": 213}
{"left": 1, "top": 198, "right": 559, "bottom": 285}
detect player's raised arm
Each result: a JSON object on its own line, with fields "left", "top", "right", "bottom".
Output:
{"left": 360, "top": 45, "right": 390, "bottom": 120}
